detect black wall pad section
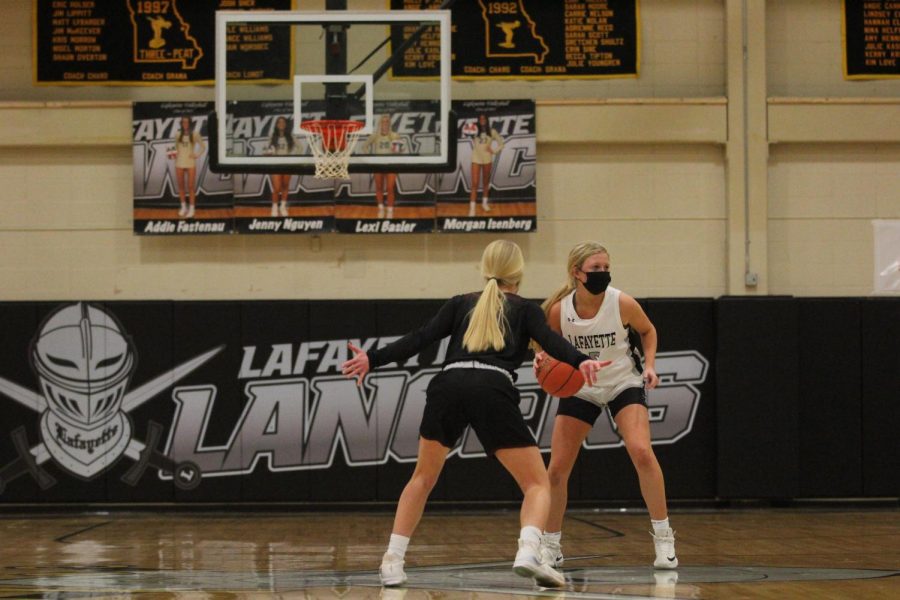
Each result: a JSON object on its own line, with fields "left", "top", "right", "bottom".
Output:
{"left": 715, "top": 297, "right": 800, "bottom": 499}
{"left": 861, "top": 298, "right": 900, "bottom": 496}
{"left": 797, "top": 299, "right": 863, "bottom": 497}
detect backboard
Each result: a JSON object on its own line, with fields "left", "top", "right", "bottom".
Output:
{"left": 210, "top": 10, "right": 454, "bottom": 175}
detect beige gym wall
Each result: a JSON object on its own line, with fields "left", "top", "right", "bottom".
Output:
{"left": 0, "top": 0, "right": 896, "bottom": 301}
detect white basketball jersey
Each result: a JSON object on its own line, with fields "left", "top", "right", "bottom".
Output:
{"left": 560, "top": 287, "right": 643, "bottom": 404}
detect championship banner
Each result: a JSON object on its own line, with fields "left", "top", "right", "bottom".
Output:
{"left": 0, "top": 299, "right": 714, "bottom": 504}
{"left": 34, "top": 0, "right": 293, "bottom": 85}
{"left": 231, "top": 101, "right": 336, "bottom": 235}
{"left": 133, "top": 102, "right": 234, "bottom": 235}
{"left": 334, "top": 101, "right": 440, "bottom": 234}
{"left": 390, "top": 0, "right": 639, "bottom": 80}
{"left": 437, "top": 100, "right": 537, "bottom": 233}
{"left": 843, "top": 0, "right": 900, "bottom": 79}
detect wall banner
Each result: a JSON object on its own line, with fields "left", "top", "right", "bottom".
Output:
{"left": 437, "top": 100, "right": 537, "bottom": 233}
{"left": 133, "top": 100, "right": 537, "bottom": 236}
{"left": 843, "top": 0, "right": 900, "bottom": 79}
{"left": 334, "top": 100, "right": 440, "bottom": 234}
{"left": 391, "top": 0, "right": 640, "bottom": 80}
{"left": 230, "top": 100, "right": 336, "bottom": 235}
{"left": 0, "top": 299, "right": 713, "bottom": 504}
{"left": 132, "top": 101, "right": 234, "bottom": 235}
{"left": 34, "top": 0, "right": 293, "bottom": 85}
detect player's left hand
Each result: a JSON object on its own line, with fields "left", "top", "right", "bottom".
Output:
{"left": 532, "top": 351, "right": 548, "bottom": 377}
{"left": 643, "top": 367, "right": 659, "bottom": 390}
{"left": 341, "top": 342, "right": 370, "bottom": 386}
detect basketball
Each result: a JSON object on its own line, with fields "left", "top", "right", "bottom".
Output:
{"left": 537, "top": 357, "right": 585, "bottom": 397}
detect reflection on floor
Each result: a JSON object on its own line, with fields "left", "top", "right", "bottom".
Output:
{"left": 0, "top": 508, "right": 897, "bottom": 599}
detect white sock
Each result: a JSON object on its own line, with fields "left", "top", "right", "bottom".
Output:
{"left": 651, "top": 518, "right": 670, "bottom": 535}
{"left": 387, "top": 533, "right": 410, "bottom": 558}
{"left": 520, "top": 525, "right": 542, "bottom": 546}
{"left": 542, "top": 531, "right": 562, "bottom": 544}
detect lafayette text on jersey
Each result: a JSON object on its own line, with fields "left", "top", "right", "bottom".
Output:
{"left": 560, "top": 287, "right": 643, "bottom": 404}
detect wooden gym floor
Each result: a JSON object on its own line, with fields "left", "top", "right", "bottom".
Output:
{"left": 0, "top": 507, "right": 896, "bottom": 599}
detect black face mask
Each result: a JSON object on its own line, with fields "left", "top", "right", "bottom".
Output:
{"left": 580, "top": 270, "right": 611, "bottom": 295}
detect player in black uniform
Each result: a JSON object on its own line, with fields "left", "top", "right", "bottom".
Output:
{"left": 341, "top": 239, "right": 610, "bottom": 588}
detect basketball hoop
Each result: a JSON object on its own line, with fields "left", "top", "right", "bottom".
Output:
{"left": 300, "top": 120, "right": 365, "bottom": 179}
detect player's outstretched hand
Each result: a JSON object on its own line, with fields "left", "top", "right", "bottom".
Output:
{"left": 579, "top": 359, "right": 612, "bottom": 387}
{"left": 341, "top": 342, "right": 370, "bottom": 387}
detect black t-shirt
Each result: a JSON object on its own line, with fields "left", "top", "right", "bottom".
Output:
{"left": 368, "top": 292, "right": 590, "bottom": 376}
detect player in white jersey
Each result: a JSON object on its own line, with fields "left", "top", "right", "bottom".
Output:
{"left": 534, "top": 241, "right": 678, "bottom": 570}
{"left": 362, "top": 115, "right": 401, "bottom": 219}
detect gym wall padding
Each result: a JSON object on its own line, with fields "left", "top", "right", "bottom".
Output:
{"left": 0, "top": 297, "right": 896, "bottom": 506}
{"left": 797, "top": 298, "right": 863, "bottom": 498}
{"left": 861, "top": 298, "right": 900, "bottom": 497}
{"left": 715, "top": 297, "right": 800, "bottom": 499}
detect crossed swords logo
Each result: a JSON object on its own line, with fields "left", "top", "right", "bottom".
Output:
{"left": 0, "top": 305, "right": 222, "bottom": 494}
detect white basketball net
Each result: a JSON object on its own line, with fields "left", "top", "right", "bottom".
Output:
{"left": 300, "top": 120, "right": 364, "bottom": 179}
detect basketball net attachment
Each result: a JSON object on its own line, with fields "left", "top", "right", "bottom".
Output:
{"left": 300, "top": 120, "right": 364, "bottom": 179}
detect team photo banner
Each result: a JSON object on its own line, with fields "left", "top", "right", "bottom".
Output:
{"left": 843, "top": 0, "right": 900, "bottom": 79}
{"left": 133, "top": 100, "right": 537, "bottom": 235}
{"left": 34, "top": 0, "right": 293, "bottom": 85}
{"left": 133, "top": 101, "right": 234, "bottom": 235}
{"left": 437, "top": 99, "right": 537, "bottom": 233}
{"left": 391, "top": 0, "right": 640, "bottom": 80}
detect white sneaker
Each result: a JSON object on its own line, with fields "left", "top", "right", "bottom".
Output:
{"left": 377, "top": 205, "right": 385, "bottom": 219}
{"left": 380, "top": 552, "right": 407, "bottom": 587}
{"left": 386, "top": 206, "right": 394, "bottom": 219}
{"left": 468, "top": 202, "right": 476, "bottom": 217}
{"left": 482, "top": 200, "right": 491, "bottom": 212}
{"left": 652, "top": 528, "right": 678, "bottom": 569}
{"left": 270, "top": 204, "right": 278, "bottom": 217}
{"left": 185, "top": 205, "right": 195, "bottom": 218}
{"left": 539, "top": 537, "right": 564, "bottom": 568}
{"left": 279, "top": 202, "right": 288, "bottom": 217}
{"left": 178, "top": 204, "right": 187, "bottom": 217}
{"left": 513, "top": 539, "right": 565, "bottom": 588}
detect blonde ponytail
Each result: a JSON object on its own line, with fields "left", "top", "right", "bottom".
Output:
{"left": 463, "top": 278, "right": 508, "bottom": 352}
{"left": 463, "top": 240, "right": 524, "bottom": 353}
{"left": 541, "top": 282, "right": 575, "bottom": 319}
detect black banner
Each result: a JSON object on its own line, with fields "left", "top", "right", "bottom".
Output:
{"left": 34, "top": 0, "right": 293, "bottom": 85}
{"left": 843, "top": 0, "right": 900, "bottom": 79}
{"left": 391, "top": 0, "right": 639, "bottom": 80}
{"left": 0, "top": 298, "right": 714, "bottom": 504}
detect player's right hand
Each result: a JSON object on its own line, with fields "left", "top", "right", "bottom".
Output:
{"left": 341, "top": 343, "right": 370, "bottom": 387}
{"left": 579, "top": 359, "right": 612, "bottom": 387}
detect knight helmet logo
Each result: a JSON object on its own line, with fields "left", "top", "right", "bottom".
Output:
{"left": 31, "top": 302, "right": 136, "bottom": 478}
{"left": 0, "top": 302, "right": 221, "bottom": 494}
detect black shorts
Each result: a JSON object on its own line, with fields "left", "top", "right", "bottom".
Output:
{"left": 556, "top": 386, "right": 647, "bottom": 425}
{"left": 420, "top": 368, "right": 536, "bottom": 455}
